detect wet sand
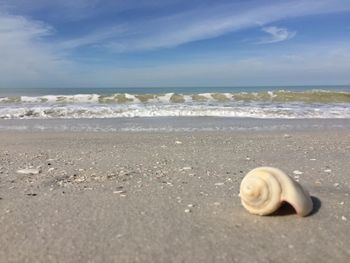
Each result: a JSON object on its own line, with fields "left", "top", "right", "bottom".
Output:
{"left": 0, "top": 130, "right": 349, "bottom": 262}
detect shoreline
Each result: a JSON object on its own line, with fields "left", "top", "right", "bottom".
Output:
{"left": 1, "top": 117, "right": 350, "bottom": 132}
{"left": 0, "top": 130, "right": 349, "bottom": 262}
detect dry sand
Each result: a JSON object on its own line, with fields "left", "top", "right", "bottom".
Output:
{"left": 0, "top": 130, "right": 349, "bottom": 262}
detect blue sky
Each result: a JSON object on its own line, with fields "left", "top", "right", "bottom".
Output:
{"left": 0, "top": 0, "right": 350, "bottom": 88}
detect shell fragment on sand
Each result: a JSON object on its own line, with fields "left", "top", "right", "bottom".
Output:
{"left": 293, "top": 170, "right": 303, "bottom": 175}
{"left": 239, "top": 167, "right": 313, "bottom": 217}
{"left": 113, "top": 190, "right": 126, "bottom": 194}
{"left": 16, "top": 168, "right": 41, "bottom": 175}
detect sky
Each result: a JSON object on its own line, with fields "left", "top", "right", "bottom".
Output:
{"left": 0, "top": 0, "right": 350, "bottom": 88}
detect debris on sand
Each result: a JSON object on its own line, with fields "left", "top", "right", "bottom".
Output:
{"left": 16, "top": 168, "right": 41, "bottom": 175}
{"left": 113, "top": 190, "right": 126, "bottom": 194}
{"left": 293, "top": 170, "right": 303, "bottom": 175}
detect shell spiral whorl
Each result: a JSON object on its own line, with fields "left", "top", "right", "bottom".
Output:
{"left": 240, "top": 168, "right": 282, "bottom": 216}
{"left": 240, "top": 167, "right": 313, "bottom": 217}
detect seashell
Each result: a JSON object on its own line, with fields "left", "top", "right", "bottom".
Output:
{"left": 240, "top": 167, "right": 313, "bottom": 217}
{"left": 16, "top": 168, "right": 41, "bottom": 175}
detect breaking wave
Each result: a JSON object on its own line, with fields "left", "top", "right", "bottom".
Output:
{"left": 1, "top": 90, "right": 350, "bottom": 104}
{"left": 1, "top": 90, "right": 350, "bottom": 119}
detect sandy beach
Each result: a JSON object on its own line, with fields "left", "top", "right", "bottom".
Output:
{"left": 1, "top": 0, "right": 350, "bottom": 261}
{"left": 0, "top": 129, "right": 349, "bottom": 262}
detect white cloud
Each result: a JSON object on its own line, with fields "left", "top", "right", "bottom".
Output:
{"left": 67, "top": 0, "right": 350, "bottom": 52}
{"left": 1, "top": 0, "right": 350, "bottom": 87}
{"left": 59, "top": 26, "right": 127, "bottom": 49}
{"left": 259, "top": 26, "right": 296, "bottom": 44}
{"left": 3, "top": 0, "right": 348, "bottom": 53}
{"left": 0, "top": 13, "right": 72, "bottom": 87}
{"left": 0, "top": 12, "right": 52, "bottom": 39}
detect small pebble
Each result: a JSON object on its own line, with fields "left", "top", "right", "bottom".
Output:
{"left": 324, "top": 169, "right": 332, "bottom": 173}
{"left": 184, "top": 209, "right": 191, "bottom": 213}
{"left": 187, "top": 204, "right": 194, "bottom": 208}
{"left": 333, "top": 183, "right": 340, "bottom": 187}
{"left": 175, "top": 141, "right": 182, "bottom": 145}
{"left": 215, "top": 182, "right": 224, "bottom": 186}
{"left": 341, "top": 216, "right": 347, "bottom": 221}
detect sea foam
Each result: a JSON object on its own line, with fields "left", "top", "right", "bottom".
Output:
{"left": 1, "top": 90, "right": 350, "bottom": 119}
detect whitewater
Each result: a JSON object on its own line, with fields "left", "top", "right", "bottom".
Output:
{"left": 1, "top": 89, "right": 350, "bottom": 119}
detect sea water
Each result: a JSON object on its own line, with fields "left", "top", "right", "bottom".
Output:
{"left": 0, "top": 86, "right": 350, "bottom": 131}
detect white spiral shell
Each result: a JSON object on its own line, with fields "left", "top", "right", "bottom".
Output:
{"left": 240, "top": 167, "right": 313, "bottom": 217}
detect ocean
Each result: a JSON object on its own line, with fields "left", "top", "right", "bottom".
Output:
{"left": 1, "top": 86, "right": 350, "bottom": 131}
